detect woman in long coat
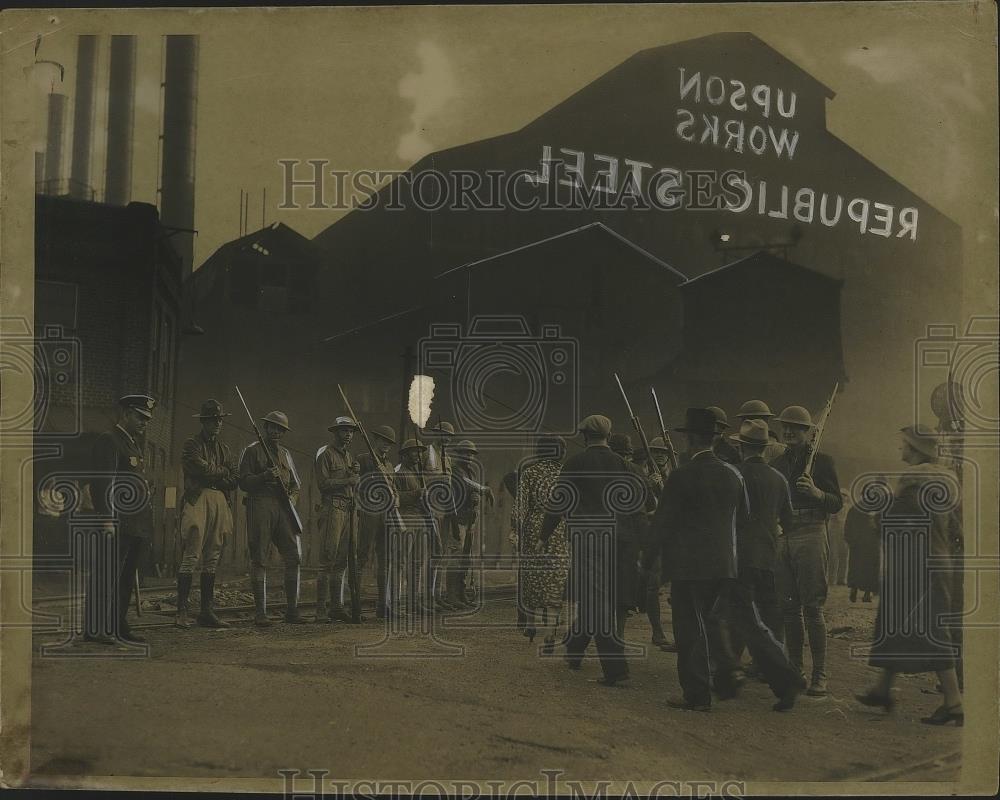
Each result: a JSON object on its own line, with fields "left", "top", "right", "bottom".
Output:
{"left": 511, "top": 436, "right": 569, "bottom": 652}
{"left": 844, "top": 497, "right": 881, "bottom": 602}
{"left": 855, "top": 425, "right": 964, "bottom": 726}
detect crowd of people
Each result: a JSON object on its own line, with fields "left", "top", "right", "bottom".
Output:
{"left": 81, "top": 392, "right": 965, "bottom": 726}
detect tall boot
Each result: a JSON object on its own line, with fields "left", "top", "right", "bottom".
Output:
{"left": 783, "top": 607, "right": 805, "bottom": 675}
{"left": 804, "top": 606, "right": 828, "bottom": 696}
{"left": 314, "top": 572, "right": 330, "bottom": 622}
{"left": 175, "top": 572, "right": 193, "bottom": 628}
{"left": 197, "top": 572, "right": 229, "bottom": 628}
{"left": 284, "top": 566, "right": 308, "bottom": 623}
{"left": 252, "top": 567, "right": 272, "bottom": 627}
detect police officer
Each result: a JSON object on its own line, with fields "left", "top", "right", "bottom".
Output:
{"left": 357, "top": 425, "right": 398, "bottom": 619}
{"left": 313, "top": 416, "right": 362, "bottom": 623}
{"left": 238, "top": 411, "right": 305, "bottom": 626}
{"left": 87, "top": 394, "right": 158, "bottom": 644}
{"left": 770, "top": 405, "right": 843, "bottom": 697}
{"left": 177, "top": 399, "right": 239, "bottom": 629}
{"left": 541, "top": 415, "right": 631, "bottom": 687}
{"left": 735, "top": 400, "right": 786, "bottom": 463}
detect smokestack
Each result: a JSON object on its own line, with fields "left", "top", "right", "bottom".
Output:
{"left": 43, "top": 93, "right": 68, "bottom": 195}
{"left": 160, "top": 34, "right": 199, "bottom": 278}
{"left": 69, "top": 35, "right": 98, "bottom": 200}
{"left": 35, "top": 152, "right": 45, "bottom": 191}
{"left": 104, "top": 35, "right": 136, "bottom": 206}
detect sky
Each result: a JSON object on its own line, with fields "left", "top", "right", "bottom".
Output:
{"left": 13, "top": 3, "right": 998, "bottom": 304}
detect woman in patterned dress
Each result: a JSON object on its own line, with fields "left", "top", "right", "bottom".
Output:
{"left": 512, "top": 436, "right": 569, "bottom": 652}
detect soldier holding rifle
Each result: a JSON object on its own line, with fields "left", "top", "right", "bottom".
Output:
{"left": 356, "top": 424, "right": 400, "bottom": 620}
{"left": 770, "top": 391, "right": 842, "bottom": 697}
{"left": 313, "top": 416, "right": 362, "bottom": 623}
{"left": 237, "top": 406, "right": 306, "bottom": 627}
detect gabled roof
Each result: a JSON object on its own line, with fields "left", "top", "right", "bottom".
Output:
{"left": 194, "top": 222, "right": 322, "bottom": 278}
{"left": 434, "top": 222, "right": 687, "bottom": 282}
{"left": 681, "top": 249, "right": 844, "bottom": 288}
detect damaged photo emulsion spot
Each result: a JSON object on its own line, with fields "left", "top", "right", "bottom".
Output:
{"left": 1, "top": 4, "right": 997, "bottom": 795}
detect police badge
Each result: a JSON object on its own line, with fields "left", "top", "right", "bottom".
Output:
{"left": 129, "top": 456, "right": 138, "bottom": 467}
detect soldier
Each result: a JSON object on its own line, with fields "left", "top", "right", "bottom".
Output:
{"left": 356, "top": 425, "right": 398, "bottom": 620}
{"left": 728, "top": 419, "right": 807, "bottom": 711}
{"left": 87, "top": 394, "right": 158, "bottom": 644}
{"left": 394, "top": 439, "right": 432, "bottom": 617}
{"left": 770, "top": 405, "right": 843, "bottom": 697}
{"left": 541, "top": 414, "right": 631, "bottom": 687}
{"left": 735, "top": 400, "right": 787, "bottom": 463}
{"left": 448, "top": 440, "right": 495, "bottom": 608}
{"left": 313, "top": 416, "right": 362, "bottom": 623}
{"left": 707, "top": 406, "right": 741, "bottom": 465}
{"left": 650, "top": 408, "right": 744, "bottom": 711}
{"left": 633, "top": 439, "right": 676, "bottom": 651}
{"left": 176, "top": 399, "right": 239, "bottom": 629}
{"left": 238, "top": 410, "right": 305, "bottom": 626}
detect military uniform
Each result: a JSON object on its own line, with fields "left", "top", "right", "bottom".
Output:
{"left": 313, "top": 418, "right": 361, "bottom": 621}
{"left": 770, "top": 406, "right": 843, "bottom": 694}
{"left": 356, "top": 425, "right": 399, "bottom": 618}
{"left": 177, "top": 399, "right": 239, "bottom": 628}
{"left": 86, "top": 394, "right": 157, "bottom": 644}
{"left": 238, "top": 411, "right": 303, "bottom": 625}
{"left": 393, "top": 440, "right": 433, "bottom": 616}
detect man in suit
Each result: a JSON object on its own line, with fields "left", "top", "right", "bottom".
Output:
{"left": 728, "top": 419, "right": 808, "bottom": 711}
{"left": 87, "top": 394, "right": 158, "bottom": 645}
{"left": 177, "top": 399, "right": 240, "bottom": 629}
{"left": 650, "top": 408, "right": 745, "bottom": 711}
{"left": 541, "top": 414, "right": 634, "bottom": 686}
{"left": 770, "top": 405, "right": 843, "bottom": 697}
{"left": 238, "top": 411, "right": 305, "bottom": 626}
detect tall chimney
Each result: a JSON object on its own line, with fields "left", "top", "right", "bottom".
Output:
{"left": 43, "top": 93, "right": 68, "bottom": 195}
{"left": 69, "top": 35, "right": 98, "bottom": 200}
{"left": 160, "top": 34, "right": 199, "bottom": 278}
{"left": 104, "top": 35, "right": 136, "bottom": 206}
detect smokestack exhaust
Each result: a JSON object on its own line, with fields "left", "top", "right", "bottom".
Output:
{"left": 160, "top": 34, "right": 199, "bottom": 278}
{"left": 104, "top": 35, "right": 136, "bottom": 206}
{"left": 43, "top": 93, "right": 68, "bottom": 195}
{"left": 69, "top": 35, "right": 98, "bottom": 200}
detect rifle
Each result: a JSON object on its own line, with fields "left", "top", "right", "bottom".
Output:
{"left": 235, "top": 385, "right": 304, "bottom": 536}
{"left": 614, "top": 373, "right": 653, "bottom": 460}
{"left": 804, "top": 382, "right": 839, "bottom": 478}
{"left": 650, "top": 387, "right": 679, "bottom": 471}
{"left": 133, "top": 569, "right": 142, "bottom": 617}
{"left": 337, "top": 384, "right": 402, "bottom": 623}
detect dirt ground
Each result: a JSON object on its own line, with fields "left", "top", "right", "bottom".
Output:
{"left": 27, "top": 582, "right": 962, "bottom": 789}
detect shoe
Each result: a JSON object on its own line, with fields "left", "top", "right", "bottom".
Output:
{"left": 119, "top": 630, "right": 146, "bottom": 644}
{"left": 849, "top": 588, "right": 858, "bottom": 603}
{"left": 920, "top": 704, "right": 964, "bottom": 726}
{"left": 806, "top": 674, "right": 829, "bottom": 697}
{"left": 855, "top": 690, "right": 894, "bottom": 712}
{"left": 667, "top": 696, "right": 710, "bottom": 712}
{"left": 197, "top": 609, "right": 230, "bottom": 629}
{"left": 862, "top": 592, "right": 873, "bottom": 603}
{"left": 175, "top": 609, "right": 193, "bottom": 629}
{"left": 773, "top": 674, "right": 808, "bottom": 712}
{"left": 83, "top": 633, "right": 116, "bottom": 645}
{"left": 714, "top": 671, "right": 744, "bottom": 700}
{"left": 254, "top": 614, "right": 274, "bottom": 627}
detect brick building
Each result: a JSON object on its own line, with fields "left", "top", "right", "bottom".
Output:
{"left": 33, "top": 194, "right": 184, "bottom": 574}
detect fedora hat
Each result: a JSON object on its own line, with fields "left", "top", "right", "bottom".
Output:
{"left": 399, "top": 438, "right": 428, "bottom": 453}
{"left": 370, "top": 424, "right": 396, "bottom": 444}
{"left": 729, "top": 419, "right": 770, "bottom": 446}
{"left": 776, "top": 405, "right": 814, "bottom": 427}
{"left": 674, "top": 408, "right": 718, "bottom": 436}
{"left": 900, "top": 424, "right": 938, "bottom": 459}
{"left": 737, "top": 400, "right": 775, "bottom": 419}
{"left": 260, "top": 410, "right": 290, "bottom": 431}
{"left": 193, "top": 398, "right": 232, "bottom": 419}
{"left": 327, "top": 415, "right": 358, "bottom": 433}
